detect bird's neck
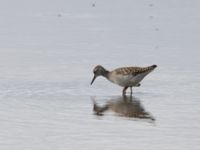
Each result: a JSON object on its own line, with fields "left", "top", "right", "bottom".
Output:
{"left": 102, "top": 70, "right": 109, "bottom": 78}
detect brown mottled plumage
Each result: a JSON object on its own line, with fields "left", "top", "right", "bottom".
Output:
{"left": 115, "top": 66, "right": 155, "bottom": 76}
{"left": 91, "top": 65, "right": 157, "bottom": 95}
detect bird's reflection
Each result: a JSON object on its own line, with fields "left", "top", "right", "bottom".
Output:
{"left": 92, "top": 95, "right": 155, "bottom": 121}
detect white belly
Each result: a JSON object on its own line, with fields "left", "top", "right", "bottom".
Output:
{"left": 109, "top": 72, "right": 150, "bottom": 87}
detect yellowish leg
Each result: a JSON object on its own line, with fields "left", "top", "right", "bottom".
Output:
{"left": 122, "top": 86, "right": 128, "bottom": 95}
{"left": 130, "top": 87, "right": 133, "bottom": 95}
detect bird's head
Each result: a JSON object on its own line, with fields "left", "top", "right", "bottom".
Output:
{"left": 91, "top": 65, "right": 108, "bottom": 85}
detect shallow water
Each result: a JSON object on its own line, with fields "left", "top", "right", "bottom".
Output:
{"left": 0, "top": 0, "right": 200, "bottom": 149}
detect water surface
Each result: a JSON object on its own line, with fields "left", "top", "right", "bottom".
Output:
{"left": 0, "top": 0, "right": 200, "bottom": 149}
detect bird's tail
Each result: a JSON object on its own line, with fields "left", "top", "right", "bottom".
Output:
{"left": 146, "top": 64, "right": 157, "bottom": 72}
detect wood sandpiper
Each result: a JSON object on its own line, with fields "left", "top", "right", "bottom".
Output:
{"left": 91, "top": 64, "right": 157, "bottom": 95}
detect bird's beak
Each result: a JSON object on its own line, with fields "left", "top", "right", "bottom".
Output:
{"left": 91, "top": 75, "right": 97, "bottom": 85}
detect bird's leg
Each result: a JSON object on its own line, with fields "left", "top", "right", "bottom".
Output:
{"left": 130, "top": 87, "right": 133, "bottom": 95}
{"left": 122, "top": 86, "right": 128, "bottom": 96}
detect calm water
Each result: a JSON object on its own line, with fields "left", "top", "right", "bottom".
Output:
{"left": 0, "top": 0, "right": 200, "bottom": 149}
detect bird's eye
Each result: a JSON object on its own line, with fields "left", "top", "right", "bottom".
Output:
{"left": 93, "top": 68, "right": 98, "bottom": 73}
